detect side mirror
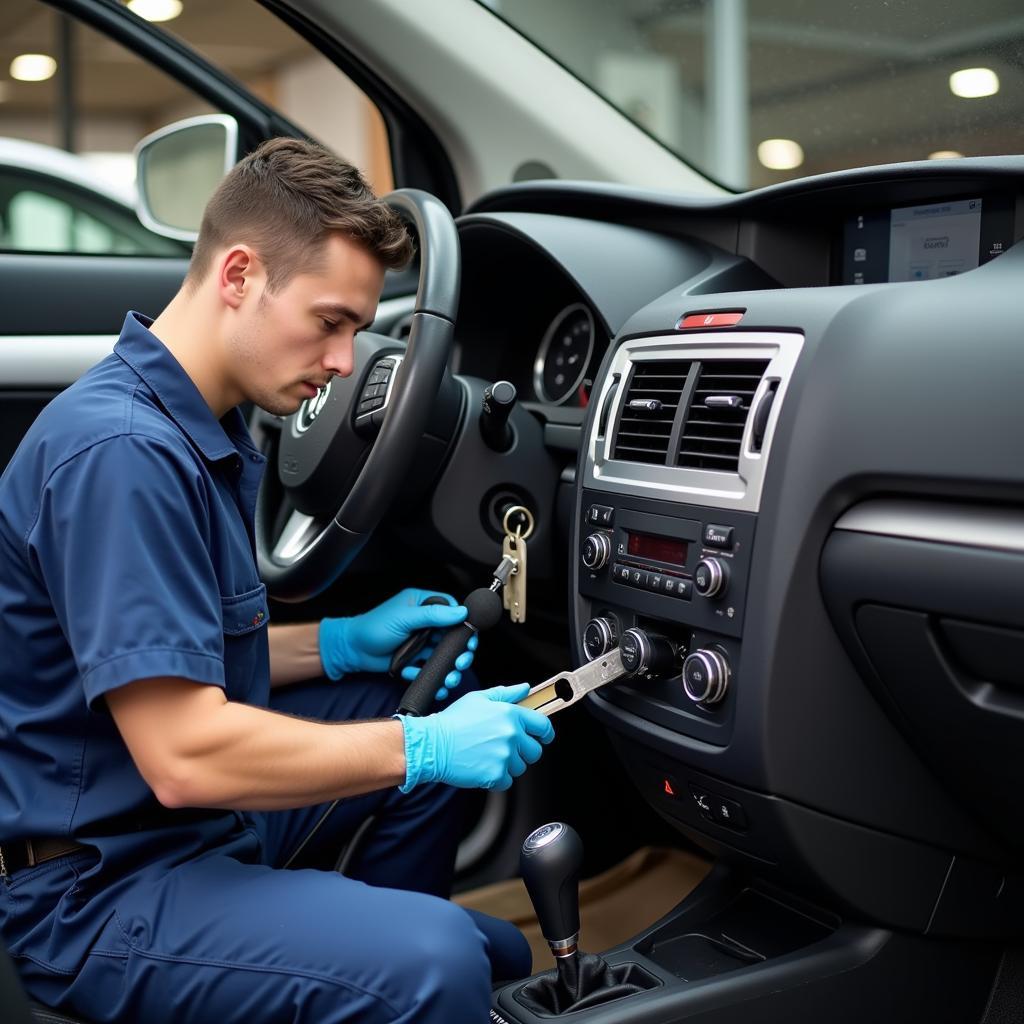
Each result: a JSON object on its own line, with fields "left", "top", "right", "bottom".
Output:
{"left": 134, "top": 114, "right": 238, "bottom": 242}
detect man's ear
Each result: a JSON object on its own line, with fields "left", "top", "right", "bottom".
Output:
{"left": 217, "top": 245, "right": 260, "bottom": 310}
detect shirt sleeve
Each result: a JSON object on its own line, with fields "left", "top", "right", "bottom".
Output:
{"left": 27, "top": 432, "right": 226, "bottom": 710}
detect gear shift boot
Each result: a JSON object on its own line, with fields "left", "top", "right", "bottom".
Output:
{"left": 515, "top": 953, "right": 657, "bottom": 1015}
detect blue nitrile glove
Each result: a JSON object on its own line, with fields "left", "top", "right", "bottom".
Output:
{"left": 319, "top": 589, "right": 476, "bottom": 699}
{"left": 396, "top": 683, "right": 555, "bottom": 792}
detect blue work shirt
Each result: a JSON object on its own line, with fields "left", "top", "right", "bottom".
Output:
{"left": 0, "top": 311, "right": 270, "bottom": 897}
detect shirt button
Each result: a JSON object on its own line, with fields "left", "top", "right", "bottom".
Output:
{"left": 250, "top": 454, "right": 260, "bottom": 462}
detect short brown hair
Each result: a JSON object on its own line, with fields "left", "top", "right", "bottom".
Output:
{"left": 186, "top": 137, "right": 413, "bottom": 291}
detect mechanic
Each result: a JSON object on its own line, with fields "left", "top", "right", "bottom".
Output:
{"left": 0, "top": 138, "right": 555, "bottom": 1024}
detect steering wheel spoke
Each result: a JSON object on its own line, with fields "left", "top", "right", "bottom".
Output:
{"left": 271, "top": 509, "right": 324, "bottom": 565}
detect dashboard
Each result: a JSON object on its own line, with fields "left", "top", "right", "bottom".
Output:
{"left": 435, "top": 155, "right": 1024, "bottom": 940}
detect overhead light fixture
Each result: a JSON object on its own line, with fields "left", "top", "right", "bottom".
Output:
{"left": 757, "top": 138, "right": 804, "bottom": 171}
{"left": 928, "top": 150, "right": 964, "bottom": 160}
{"left": 949, "top": 68, "right": 999, "bottom": 99}
{"left": 10, "top": 54, "right": 57, "bottom": 82}
{"left": 126, "top": 0, "right": 183, "bottom": 22}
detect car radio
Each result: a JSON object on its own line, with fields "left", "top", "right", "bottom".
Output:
{"left": 576, "top": 487, "right": 756, "bottom": 745}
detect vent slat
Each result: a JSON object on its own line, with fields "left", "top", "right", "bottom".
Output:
{"left": 612, "top": 360, "right": 691, "bottom": 465}
{"left": 678, "top": 360, "right": 769, "bottom": 472}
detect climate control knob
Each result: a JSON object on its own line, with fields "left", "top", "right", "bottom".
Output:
{"left": 582, "top": 617, "right": 617, "bottom": 660}
{"left": 581, "top": 532, "right": 612, "bottom": 571}
{"left": 682, "top": 648, "right": 731, "bottom": 705}
{"left": 694, "top": 557, "right": 729, "bottom": 599}
{"left": 620, "top": 628, "right": 677, "bottom": 679}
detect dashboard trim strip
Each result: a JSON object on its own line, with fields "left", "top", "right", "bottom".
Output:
{"left": 834, "top": 500, "right": 1024, "bottom": 555}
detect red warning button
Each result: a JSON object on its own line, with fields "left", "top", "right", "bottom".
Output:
{"left": 677, "top": 311, "right": 745, "bottom": 330}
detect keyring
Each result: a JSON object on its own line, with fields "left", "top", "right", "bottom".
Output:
{"left": 502, "top": 504, "right": 535, "bottom": 541}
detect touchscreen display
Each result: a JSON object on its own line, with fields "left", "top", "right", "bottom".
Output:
{"left": 888, "top": 199, "right": 982, "bottom": 281}
{"left": 627, "top": 532, "right": 687, "bottom": 566}
{"left": 841, "top": 194, "right": 1014, "bottom": 284}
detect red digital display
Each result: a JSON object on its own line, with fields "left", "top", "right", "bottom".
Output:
{"left": 627, "top": 532, "right": 688, "bottom": 566}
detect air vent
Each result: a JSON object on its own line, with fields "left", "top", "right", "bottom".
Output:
{"left": 678, "top": 360, "right": 769, "bottom": 472}
{"left": 611, "top": 360, "right": 690, "bottom": 464}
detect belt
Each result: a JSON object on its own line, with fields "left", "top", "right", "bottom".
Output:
{"left": 0, "top": 838, "right": 85, "bottom": 878}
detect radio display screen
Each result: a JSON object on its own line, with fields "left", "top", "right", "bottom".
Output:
{"left": 840, "top": 193, "right": 1015, "bottom": 284}
{"left": 627, "top": 531, "right": 688, "bottom": 566}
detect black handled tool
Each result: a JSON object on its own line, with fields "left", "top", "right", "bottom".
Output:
{"left": 396, "top": 587, "right": 504, "bottom": 716}
{"left": 388, "top": 595, "right": 451, "bottom": 678}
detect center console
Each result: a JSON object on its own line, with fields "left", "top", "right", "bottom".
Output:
{"left": 570, "top": 329, "right": 802, "bottom": 752}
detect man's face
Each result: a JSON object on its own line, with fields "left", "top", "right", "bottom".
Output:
{"left": 226, "top": 232, "right": 385, "bottom": 416}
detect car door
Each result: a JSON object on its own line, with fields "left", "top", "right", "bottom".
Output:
{"left": 0, "top": 0, "right": 454, "bottom": 474}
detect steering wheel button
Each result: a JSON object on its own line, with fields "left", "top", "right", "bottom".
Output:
{"left": 364, "top": 383, "right": 387, "bottom": 399}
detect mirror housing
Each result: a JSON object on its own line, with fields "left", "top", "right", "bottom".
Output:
{"left": 134, "top": 114, "right": 238, "bottom": 242}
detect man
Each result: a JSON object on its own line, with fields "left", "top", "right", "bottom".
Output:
{"left": 0, "top": 138, "right": 554, "bottom": 1023}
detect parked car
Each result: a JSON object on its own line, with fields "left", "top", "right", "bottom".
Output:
{"left": 3, "top": 1, "right": 1024, "bottom": 1022}
{"left": 0, "top": 136, "right": 189, "bottom": 256}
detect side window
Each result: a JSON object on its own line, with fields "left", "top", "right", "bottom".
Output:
{"left": 0, "top": 3, "right": 394, "bottom": 256}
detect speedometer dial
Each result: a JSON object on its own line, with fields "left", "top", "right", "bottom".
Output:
{"left": 533, "top": 303, "right": 595, "bottom": 404}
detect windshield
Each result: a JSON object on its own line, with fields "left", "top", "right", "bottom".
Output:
{"left": 478, "top": 1, "right": 1023, "bottom": 191}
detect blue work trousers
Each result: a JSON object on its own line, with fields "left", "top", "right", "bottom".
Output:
{"left": 8, "top": 675, "right": 530, "bottom": 1023}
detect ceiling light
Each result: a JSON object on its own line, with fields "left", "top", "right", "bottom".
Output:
{"left": 10, "top": 54, "right": 57, "bottom": 82}
{"left": 949, "top": 68, "right": 999, "bottom": 99}
{"left": 928, "top": 150, "right": 963, "bottom": 160}
{"left": 757, "top": 138, "right": 804, "bottom": 171}
{"left": 126, "top": 0, "right": 183, "bottom": 22}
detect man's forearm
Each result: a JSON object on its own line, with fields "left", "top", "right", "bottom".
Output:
{"left": 109, "top": 678, "right": 407, "bottom": 810}
{"left": 267, "top": 622, "right": 324, "bottom": 687}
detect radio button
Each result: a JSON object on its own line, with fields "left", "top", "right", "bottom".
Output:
{"left": 582, "top": 533, "right": 611, "bottom": 570}
{"left": 675, "top": 579, "right": 693, "bottom": 600}
{"left": 694, "top": 558, "right": 728, "bottom": 599}
{"left": 587, "top": 504, "right": 614, "bottom": 527}
{"left": 612, "top": 563, "right": 630, "bottom": 584}
{"left": 703, "top": 524, "right": 734, "bottom": 549}
{"left": 647, "top": 572, "right": 663, "bottom": 592}
{"left": 628, "top": 567, "right": 649, "bottom": 589}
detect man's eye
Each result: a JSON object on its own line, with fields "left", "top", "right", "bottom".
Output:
{"left": 320, "top": 319, "right": 337, "bottom": 331}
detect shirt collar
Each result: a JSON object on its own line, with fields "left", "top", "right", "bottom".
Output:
{"left": 114, "top": 311, "right": 255, "bottom": 464}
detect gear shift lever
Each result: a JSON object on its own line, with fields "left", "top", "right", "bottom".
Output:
{"left": 518, "top": 822, "right": 649, "bottom": 1015}
{"left": 520, "top": 822, "right": 583, "bottom": 959}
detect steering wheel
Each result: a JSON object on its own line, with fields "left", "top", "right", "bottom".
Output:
{"left": 254, "top": 189, "right": 460, "bottom": 602}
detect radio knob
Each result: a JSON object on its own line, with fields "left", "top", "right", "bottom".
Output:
{"left": 694, "top": 557, "right": 729, "bottom": 599}
{"left": 583, "top": 617, "right": 617, "bottom": 660}
{"left": 682, "top": 648, "right": 731, "bottom": 705}
{"left": 581, "top": 532, "right": 611, "bottom": 571}
{"left": 619, "top": 628, "right": 677, "bottom": 679}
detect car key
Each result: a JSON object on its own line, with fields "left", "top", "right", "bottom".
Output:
{"left": 501, "top": 505, "right": 534, "bottom": 624}
{"left": 517, "top": 648, "right": 630, "bottom": 716}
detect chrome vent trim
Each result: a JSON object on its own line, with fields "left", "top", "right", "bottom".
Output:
{"left": 584, "top": 331, "right": 804, "bottom": 513}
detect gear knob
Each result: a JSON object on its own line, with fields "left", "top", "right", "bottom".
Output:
{"left": 520, "top": 822, "right": 583, "bottom": 957}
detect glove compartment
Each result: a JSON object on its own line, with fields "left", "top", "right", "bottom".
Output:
{"left": 820, "top": 499, "right": 1024, "bottom": 855}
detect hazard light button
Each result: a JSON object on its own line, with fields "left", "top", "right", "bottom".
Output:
{"left": 677, "top": 311, "right": 744, "bottom": 330}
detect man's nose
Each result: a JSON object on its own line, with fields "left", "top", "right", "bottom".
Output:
{"left": 323, "top": 335, "right": 354, "bottom": 378}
